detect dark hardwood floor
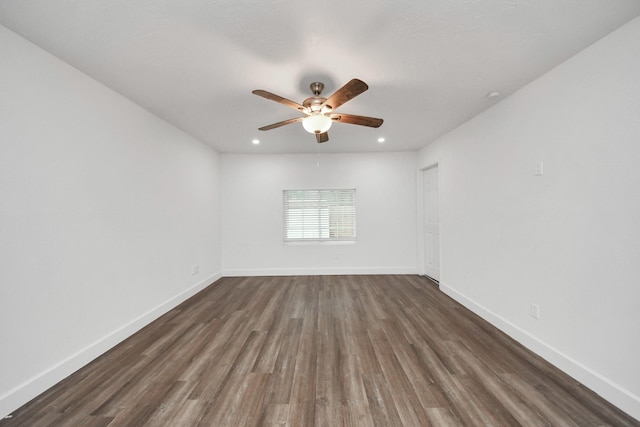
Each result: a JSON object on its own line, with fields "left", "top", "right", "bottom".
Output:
{"left": 2, "top": 275, "right": 638, "bottom": 426}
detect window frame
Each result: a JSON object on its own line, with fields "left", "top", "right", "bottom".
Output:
{"left": 282, "top": 188, "right": 357, "bottom": 243}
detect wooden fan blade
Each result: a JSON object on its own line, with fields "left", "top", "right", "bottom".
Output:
{"left": 330, "top": 113, "right": 383, "bottom": 128}
{"left": 316, "top": 132, "right": 329, "bottom": 143}
{"left": 322, "top": 79, "right": 368, "bottom": 110}
{"left": 252, "top": 90, "right": 307, "bottom": 112}
{"left": 258, "top": 117, "right": 303, "bottom": 131}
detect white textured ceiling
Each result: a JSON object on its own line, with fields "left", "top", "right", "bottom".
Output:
{"left": 1, "top": 1, "right": 640, "bottom": 154}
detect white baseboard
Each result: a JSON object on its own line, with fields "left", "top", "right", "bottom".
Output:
{"left": 222, "top": 266, "right": 418, "bottom": 277}
{"left": 439, "top": 282, "right": 640, "bottom": 422}
{"left": 0, "top": 272, "right": 222, "bottom": 419}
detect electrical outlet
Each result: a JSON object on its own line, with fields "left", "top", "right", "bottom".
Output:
{"left": 530, "top": 303, "right": 540, "bottom": 319}
{"left": 192, "top": 265, "right": 199, "bottom": 276}
{"left": 534, "top": 161, "right": 544, "bottom": 176}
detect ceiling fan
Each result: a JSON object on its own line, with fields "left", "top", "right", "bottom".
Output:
{"left": 252, "top": 78, "right": 383, "bottom": 143}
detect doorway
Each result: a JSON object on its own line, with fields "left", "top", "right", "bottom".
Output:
{"left": 422, "top": 165, "right": 440, "bottom": 282}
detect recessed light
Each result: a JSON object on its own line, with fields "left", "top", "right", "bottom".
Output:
{"left": 252, "top": 139, "right": 260, "bottom": 145}
{"left": 487, "top": 90, "right": 501, "bottom": 99}
{"left": 377, "top": 137, "right": 385, "bottom": 143}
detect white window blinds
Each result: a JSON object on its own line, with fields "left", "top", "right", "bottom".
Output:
{"left": 283, "top": 189, "right": 356, "bottom": 242}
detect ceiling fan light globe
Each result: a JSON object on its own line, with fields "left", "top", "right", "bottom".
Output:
{"left": 302, "top": 114, "right": 332, "bottom": 134}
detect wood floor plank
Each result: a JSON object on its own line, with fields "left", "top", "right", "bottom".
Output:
{"left": 289, "top": 281, "right": 319, "bottom": 404}
{"left": 2, "top": 275, "right": 638, "bottom": 427}
{"left": 263, "top": 318, "right": 303, "bottom": 404}
{"left": 157, "top": 397, "right": 208, "bottom": 427}
{"left": 288, "top": 402, "right": 315, "bottom": 427}
{"left": 137, "top": 380, "right": 194, "bottom": 426}
{"left": 380, "top": 319, "right": 447, "bottom": 409}
{"left": 499, "top": 372, "right": 582, "bottom": 427}
{"left": 361, "top": 374, "right": 405, "bottom": 427}
{"left": 185, "top": 310, "right": 253, "bottom": 401}
{"left": 232, "top": 373, "right": 271, "bottom": 427}
{"left": 425, "top": 407, "right": 461, "bottom": 427}
{"left": 251, "top": 286, "right": 297, "bottom": 374}
{"left": 447, "top": 340, "right": 552, "bottom": 426}
{"left": 261, "top": 403, "right": 290, "bottom": 425}
{"left": 367, "top": 326, "right": 433, "bottom": 426}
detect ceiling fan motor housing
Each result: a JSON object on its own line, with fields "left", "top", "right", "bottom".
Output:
{"left": 303, "top": 96, "right": 328, "bottom": 113}
{"left": 304, "top": 82, "right": 333, "bottom": 113}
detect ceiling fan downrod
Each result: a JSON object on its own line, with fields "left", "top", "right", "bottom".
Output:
{"left": 310, "top": 82, "right": 324, "bottom": 96}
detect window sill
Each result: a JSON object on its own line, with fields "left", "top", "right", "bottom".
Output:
{"left": 284, "top": 240, "right": 357, "bottom": 246}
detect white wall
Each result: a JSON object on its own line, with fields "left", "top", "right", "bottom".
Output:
{"left": 222, "top": 152, "right": 417, "bottom": 275}
{"left": 418, "top": 17, "right": 640, "bottom": 419}
{"left": 0, "top": 25, "right": 222, "bottom": 417}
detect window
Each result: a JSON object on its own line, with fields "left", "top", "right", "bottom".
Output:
{"left": 283, "top": 189, "right": 356, "bottom": 242}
